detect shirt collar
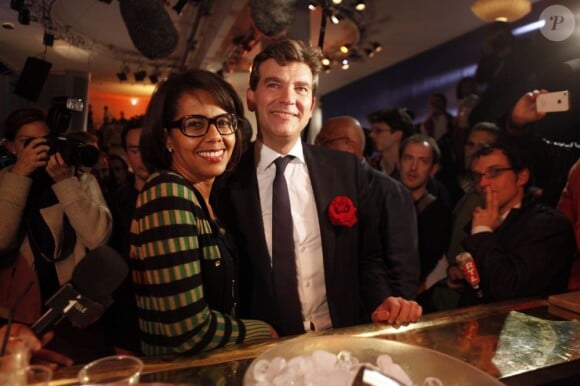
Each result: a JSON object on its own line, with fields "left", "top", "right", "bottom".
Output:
{"left": 500, "top": 202, "right": 522, "bottom": 223}
{"left": 255, "top": 139, "right": 305, "bottom": 173}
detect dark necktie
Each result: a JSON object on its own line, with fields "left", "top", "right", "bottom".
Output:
{"left": 272, "top": 156, "right": 304, "bottom": 335}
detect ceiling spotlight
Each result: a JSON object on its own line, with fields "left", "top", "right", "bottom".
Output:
{"left": 355, "top": 1, "right": 366, "bottom": 11}
{"left": 330, "top": 13, "right": 340, "bottom": 24}
{"left": 117, "top": 71, "right": 128, "bottom": 81}
{"left": 339, "top": 45, "right": 349, "bottom": 54}
{"left": 308, "top": 1, "right": 317, "bottom": 11}
{"left": 10, "top": 0, "right": 24, "bottom": 11}
{"left": 173, "top": 0, "right": 189, "bottom": 15}
{"left": 332, "top": 0, "right": 342, "bottom": 4}
{"left": 341, "top": 58, "right": 350, "bottom": 70}
{"left": 372, "top": 41, "right": 383, "bottom": 53}
{"left": 321, "top": 57, "right": 330, "bottom": 66}
{"left": 18, "top": 7, "right": 30, "bottom": 25}
{"left": 117, "top": 64, "right": 129, "bottom": 81}
{"left": 43, "top": 32, "right": 55, "bottom": 47}
{"left": 149, "top": 72, "right": 159, "bottom": 84}
{"left": 134, "top": 70, "right": 147, "bottom": 82}
{"left": 365, "top": 47, "right": 375, "bottom": 58}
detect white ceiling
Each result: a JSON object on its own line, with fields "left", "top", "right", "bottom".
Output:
{"left": 0, "top": 0, "right": 501, "bottom": 98}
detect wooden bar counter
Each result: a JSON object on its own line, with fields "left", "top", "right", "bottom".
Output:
{"left": 51, "top": 296, "right": 580, "bottom": 386}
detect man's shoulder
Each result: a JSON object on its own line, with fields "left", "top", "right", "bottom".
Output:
{"left": 303, "top": 143, "right": 358, "bottom": 162}
{"left": 506, "top": 201, "right": 573, "bottom": 234}
{"left": 522, "top": 202, "right": 571, "bottom": 222}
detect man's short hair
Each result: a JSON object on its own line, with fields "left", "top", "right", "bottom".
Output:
{"left": 400, "top": 133, "right": 441, "bottom": 165}
{"left": 471, "top": 140, "right": 528, "bottom": 173}
{"left": 368, "top": 108, "right": 415, "bottom": 140}
{"left": 121, "top": 115, "right": 144, "bottom": 151}
{"left": 470, "top": 121, "right": 501, "bottom": 138}
{"left": 249, "top": 39, "right": 323, "bottom": 94}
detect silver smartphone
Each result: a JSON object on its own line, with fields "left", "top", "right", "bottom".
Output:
{"left": 536, "top": 90, "right": 570, "bottom": 113}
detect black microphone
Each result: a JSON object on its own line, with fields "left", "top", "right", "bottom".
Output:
{"left": 31, "top": 246, "right": 129, "bottom": 336}
{"left": 119, "top": 0, "right": 178, "bottom": 59}
{"left": 250, "top": 0, "right": 296, "bottom": 37}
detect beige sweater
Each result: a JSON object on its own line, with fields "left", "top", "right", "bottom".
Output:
{"left": 0, "top": 168, "right": 112, "bottom": 324}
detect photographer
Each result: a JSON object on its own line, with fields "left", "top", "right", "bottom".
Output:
{"left": 0, "top": 108, "right": 113, "bottom": 363}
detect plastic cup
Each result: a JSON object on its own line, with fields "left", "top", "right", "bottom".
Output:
{"left": 0, "top": 338, "right": 31, "bottom": 386}
{"left": 77, "top": 355, "right": 143, "bottom": 385}
{"left": 25, "top": 365, "right": 52, "bottom": 386}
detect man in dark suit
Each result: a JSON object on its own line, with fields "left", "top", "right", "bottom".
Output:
{"left": 459, "top": 141, "right": 575, "bottom": 306}
{"left": 215, "top": 39, "right": 421, "bottom": 337}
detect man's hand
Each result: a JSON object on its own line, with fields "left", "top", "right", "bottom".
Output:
{"left": 11, "top": 138, "right": 49, "bottom": 177}
{"left": 472, "top": 186, "right": 500, "bottom": 231}
{"left": 30, "top": 330, "right": 74, "bottom": 369}
{"left": 371, "top": 297, "right": 422, "bottom": 326}
{"left": 30, "top": 347, "right": 74, "bottom": 369}
{"left": 0, "top": 324, "right": 73, "bottom": 369}
{"left": 510, "top": 89, "right": 547, "bottom": 129}
{"left": 446, "top": 265, "right": 466, "bottom": 289}
{"left": 1, "top": 323, "right": 42, "bottom": 352}
{"left": 46, "top": 152, "right": 74, "bottom": 183}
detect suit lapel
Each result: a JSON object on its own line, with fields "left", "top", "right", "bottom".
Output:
{"left": 303, "top": 144, "right": 336, "bottom": 273}
{"left": 230, "top": 147, "right": 274, "bottom": 291}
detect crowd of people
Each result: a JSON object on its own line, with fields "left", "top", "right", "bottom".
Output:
{"left": 0, "top": 38, "right": 578, "bottom": 367}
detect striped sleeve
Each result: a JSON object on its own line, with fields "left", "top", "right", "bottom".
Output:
{"left": 129, "top": 173, "right": 271, "bottom": 356}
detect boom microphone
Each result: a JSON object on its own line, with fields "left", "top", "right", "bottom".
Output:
{"left": 31, "top": 246, "right": 129, "bottom": 336}
{"left": 118, "top": 0, "right": 178, "bottom": 59}
{"left": 250, "top": 0, "right": 296, "bottom": 37}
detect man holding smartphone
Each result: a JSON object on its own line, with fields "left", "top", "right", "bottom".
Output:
{"left": 504, "top": 89, "right": 580, "bottom": 206}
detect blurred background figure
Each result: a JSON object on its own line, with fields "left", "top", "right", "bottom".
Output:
{"left": 104, "top": 115, "right": 148, "bottom": 355}
{"left": 316, "top": 115, "right": 420, "bottom": 300}
{"left": 0, "top": 108, "right": 113, "bottom": 363}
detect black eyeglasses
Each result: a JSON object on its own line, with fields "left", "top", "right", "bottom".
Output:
{"left": 469, "top": 167, "right": 513, "bottom": 184}
{"left": 167, "top": 113, "right": 238, "bottom": 137}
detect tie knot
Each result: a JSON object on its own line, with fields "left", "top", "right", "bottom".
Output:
{"left": 274, "top": 156, "right": 293, "bottom": 174}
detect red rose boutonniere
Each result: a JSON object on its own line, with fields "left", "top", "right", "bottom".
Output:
{"left": 328, "top": 196, "right": 357, "bottom": 227}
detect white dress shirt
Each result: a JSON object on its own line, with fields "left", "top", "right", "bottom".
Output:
{"left": 255, "top": 140, "right": 332, "bottom": 331}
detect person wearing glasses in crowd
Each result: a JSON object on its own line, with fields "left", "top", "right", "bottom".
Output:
{"left": 130, "top": 70, "right": 276, "bottom": 357}
{"left": 457, "top": 141, "right": 575, "bottom": 307}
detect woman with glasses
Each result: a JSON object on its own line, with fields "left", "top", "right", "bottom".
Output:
{"left": 131, "top": 70, "right": 276, "bottom": 356}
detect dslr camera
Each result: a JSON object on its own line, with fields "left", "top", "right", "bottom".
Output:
{"left": 24, "top": 136, "right": 99, "bottom": 167}
{"left": 25, "top": 96, "right": 99, "bottom": 167}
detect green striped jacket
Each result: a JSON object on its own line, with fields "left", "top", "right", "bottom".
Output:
{"left": 130, "top": 171, "right": 271, "bottom": 356}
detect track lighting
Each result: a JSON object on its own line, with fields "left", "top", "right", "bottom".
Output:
{"left": 355, "top": 1, "right": 366, "bottom": 11}
{"left": 134, "top": 70, "right": 147, "bottom": 82}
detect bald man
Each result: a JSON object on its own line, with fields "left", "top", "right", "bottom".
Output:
{"left": 316, "top": 116, "right": 420, "bottom": 299}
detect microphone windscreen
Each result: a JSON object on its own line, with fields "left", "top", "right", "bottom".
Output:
{"left": 72, "top": 246, "right": 129, "bottom": 304}
{"left": 118, "top": 0, "right": 178, "bottom": 59}
{"left": 250, "top": 0, "right": 296, "bottom": 37}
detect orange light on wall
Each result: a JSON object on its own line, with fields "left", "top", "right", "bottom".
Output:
{"left": 89, "top": 92, "right": 150, "bottom": 128}
{"left": 471, "top": 0, "right": 531, "bottom": 23}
